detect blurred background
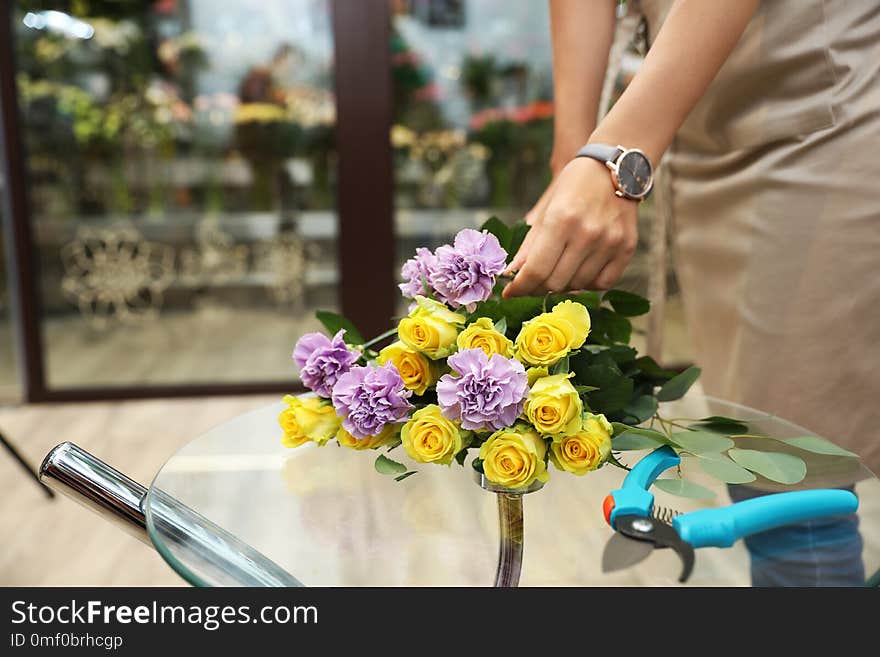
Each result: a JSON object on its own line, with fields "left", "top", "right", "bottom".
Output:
{"left": 1, "top": 0, "right": 691, "bottom": 404}
{"left": 0, "top": 0, "right": 692, "bottom": 584}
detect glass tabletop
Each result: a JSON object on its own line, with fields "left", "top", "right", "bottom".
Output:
{"left": 144, "top": 394, "right": 880, "bottom": 586}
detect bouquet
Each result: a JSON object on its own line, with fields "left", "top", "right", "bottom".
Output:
{"left": 281, "top": 218, "right": 854, "bottom": 493}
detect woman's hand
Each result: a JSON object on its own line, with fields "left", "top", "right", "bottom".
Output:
{"left": 503, "top": 156, "right": 639, "bottom": 297}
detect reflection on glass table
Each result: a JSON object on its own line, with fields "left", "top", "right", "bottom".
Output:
{"left": 144, "top": 393, "right": 879, "bottom": 586}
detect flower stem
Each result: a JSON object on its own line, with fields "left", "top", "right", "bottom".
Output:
{"left": 361, "top": 327, "right": 398, "bottom": 350}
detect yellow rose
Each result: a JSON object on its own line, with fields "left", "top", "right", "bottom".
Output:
{"left": 549, "top": 413, "right": 612, "bottom": 475}
{"left": 377, "top": 341, "right": 438, "bottom": 395}
{"left": 337, "top": 423, "right": 401, "bottom": 450}
{"left": 515, "top": 300, "right": 591, "bottom": 366}
{"left": 526, "top": 366, "right": 549, "bottom": 388}
{"left": 279, "top": 395, "right": 341, "bottom": 448}
{"left": 401, "top": 404, "right": 470, "bottom": 465}
{"left": 479, "top": 423, "right": 549, "bottom": 489}
{"left": 524, "top": 373, "right": 583, "bottom": 437}
{"left": 398, "top": 296, "right": 466, "bottom": 360}
{"left": 456, "top": 317, "right": 514, "bottom": 358}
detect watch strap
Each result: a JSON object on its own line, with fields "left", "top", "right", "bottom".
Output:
{"left": 574, "top": 143, "right": 623, "bottom": 164}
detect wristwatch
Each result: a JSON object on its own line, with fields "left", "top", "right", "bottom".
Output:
{"left": 574, "top": 143, "right": 654, "bottom": 201}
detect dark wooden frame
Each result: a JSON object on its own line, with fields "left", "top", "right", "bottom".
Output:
{"left": 0, "top": 1, "right": 395, "bottom": 402}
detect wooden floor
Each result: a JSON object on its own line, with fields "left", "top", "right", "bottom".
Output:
{"left": 0, "top": 394, "right": 278, "bottom": 586}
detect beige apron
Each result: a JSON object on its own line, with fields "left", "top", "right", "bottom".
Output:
{"left": 638, "top": 0, "right": 880, "bottom": 472}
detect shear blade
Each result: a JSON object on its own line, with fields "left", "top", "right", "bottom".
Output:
{"left": 601, "top": 532, "right": 655, "bottom": 574}
{"left": 614, "top": 514, "right": 696, "bottom": 583}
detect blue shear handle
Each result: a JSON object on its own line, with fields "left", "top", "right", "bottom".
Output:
{"left": 610, "top": 446, "right": 681, "bottom": 527}
{"left": 622, "top": 445, "right": 680, "bottom": 491}
{"left": 673, "top": 489, "right": 859, "bottom": 549}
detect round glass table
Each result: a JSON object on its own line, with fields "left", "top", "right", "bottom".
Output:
{"left": 144, "top": 394, "right": 880, "bottom": 586}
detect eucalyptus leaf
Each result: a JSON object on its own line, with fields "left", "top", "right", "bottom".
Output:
{"left": 653, "top": 478, "right": 716, "bottom": 500}
{"left": 375, "top": 454, "right": 408, "bottom": 475}
{"left": 493, "top": 316, "right": 508, "bottom": 336}
{"left": 668, "top": 430, "right": 735, "bottom": 455}
{"left": 315, "top": 310, "right": 365, "bottom": 346}
{"left": 690, "top": 418, "right": 750, "bottom": 435}
{"left": 395, "top": 471, "right": 418, "bottom": 482}
{"left": 656, "top": 366, "right": 701, "bottom": 402}
{"left": 613, "top": 430, "right": 667, "bottom": 451}
{"left": 603, "top": 289, "right": 651, "bottom": 317}
{"left": 620, "top": 395, "right": 658, "bottom": 424}
{"left": 781, "top": 436, "right": 859, "bottom": 458}
{"left": 698, "top": 452, "right": 756, "bottom": 484}
{"left": 611, "top": 423, "right": 668, "bottom": 440}
{"left": 728, "top": 448, "right": 807, "bottom": 484}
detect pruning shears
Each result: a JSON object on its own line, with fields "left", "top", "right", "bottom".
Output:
{"left": 601, "top": 446, "right": 859, "bottom": 582}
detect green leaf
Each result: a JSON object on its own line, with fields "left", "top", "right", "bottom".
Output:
{"left": 690, "top": 417, "right": 750, "bottom": 435}
{"left": 603, "top": 289, "right": 651, "bottom": 317}
{"left": 507, "top": 222, "right": 531, "bottom": 264}
{"left": 480, "top": 216, "right": 511, "bottom": 251}
{"left": 581, "top": 367, "right": 634, "bottom": 414}
{"left": 454, "top": 449, "right": 468, "bottom": 466}
{"left": 572, "top": 355, "right": 634, "bottom": 414}
{"left": 548, "top": 291, "right": 602, "bottom": 310}
{"left": 315, "top": 310, "right": 365, "bottom": 345}
{"left": 551, "top": 354, "right": 570, "bottom": 376}
{"left": 584, "top": 344, "right": 638, "bottom": 364}
{"left": 471, "top": 457, "right": 485, "bottom": 473}
{"left": 574, "top": 385, "right": 599, "bottom": 394}
{"left": 611, "top": 423, "right": 668, "bottom": 440}
{"left": 385, "top": 438, "right": 402, "bottom": 452}
{"left": 613, "top": 430, "right": 667, "bottom": 451}
{"left": 375, "top": 454, "right": 408, "bottom": 475}
{"left": 697, "top": 452, "right": 756, "bottom": 484}
{"left": 728, "top": 448, "right": 807, "bottom": 484}
{"left": 656, "top": 366, "right": 702, "bottom": 402}
{"left": 606, "top": 452, "right": 632, "bottom": 471}
{"left": 394, "top": 471, "right": 418, "bottom": 482}
{"left": 620, "top": 395, "right": 658, "bottom": 424}
{"left": 781, "top": 436, "right": 859, "bottom": 458}
{"left": 589, "top": 307, "right": 633, "bottom": 345}
{"left": 469, "top": 296, "right": 544, "bottom": 333}
{"left": 653, "top": 478, "right": 716, "bottom": 500}
{"left": 632, "top": 356, "right": 677, "bottom": 382}
{"left": 668, "top": 430, "right": 735, "bottom": 455}
{"left": 493, "top": 316, "right": 508, "bottom": 336}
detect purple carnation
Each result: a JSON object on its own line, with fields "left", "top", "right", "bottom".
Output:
{"left": 292, "top": 330, "right": 361, "bottom": 398}
{"left": 399, "top": 247, "right": 437, "bottom": 299}
{"left": 436, "top": 348, "right": 528, "bottom": 431}
{"left": 331, "top": 362, "right": 414, "bottom": 438}
{"left": 428, "top": 229, "right": 507, "bottom": 312}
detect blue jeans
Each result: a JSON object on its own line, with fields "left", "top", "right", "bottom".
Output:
{"left": 727, "top": 485, "right": 865, "bottom": 587}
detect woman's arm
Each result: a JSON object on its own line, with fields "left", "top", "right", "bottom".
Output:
{"left": 505, "top": 0, "right": 760, "bottom": 297}
{"left": 524, "top": 0, "right": 617, "bottom": 228}
{"left": 548, "top": 0, "right": 617, "bottom": 174}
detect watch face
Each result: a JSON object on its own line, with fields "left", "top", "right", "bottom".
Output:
{"left": 616, "top": 150, "right": 653, "bottom": 198}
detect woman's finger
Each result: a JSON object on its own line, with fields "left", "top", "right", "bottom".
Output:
{"left": 570, "top": 248, "right": 614, "bottom": 291}
{"left": 503, "top": 225, "right": 566, "bottom": 297}
{"left": 505, "top": 226, "right": 536, "bottom": 274}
